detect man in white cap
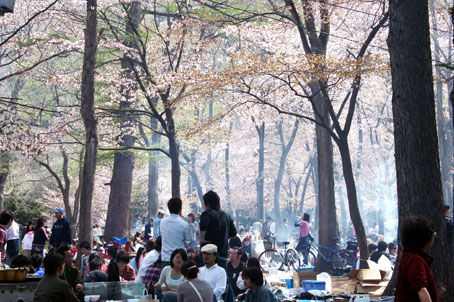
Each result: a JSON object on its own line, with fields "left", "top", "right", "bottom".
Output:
{"left": 198, "top": 243, "right": 227, "bottom": 302}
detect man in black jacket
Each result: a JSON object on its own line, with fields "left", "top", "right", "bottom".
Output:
{"left": 50, "top": 208, "right": 72, "bottom": 251}
{"left": 199, "top": 191, "right": 237, "bottom": 270}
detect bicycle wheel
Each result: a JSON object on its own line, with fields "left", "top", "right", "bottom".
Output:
{"left": 333, "top": 249, "right": 355, "bottom": 270}
{"left": 285, "top": 248, "right": 301, "bottom": 271}
{"left": 306, "top": 250, "right": 317, "bottom": 267}
{"left": 259, "top": 249, "right": 284, "bottom": 271}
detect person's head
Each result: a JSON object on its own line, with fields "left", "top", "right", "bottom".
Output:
{"left": 242, "top": 237, "right": 251, "bottom": 247}
{"left": 266, "top": 216, "right": 272, "bottom": 223}
{"left": 145, "top": 239, "right": 155, "bottom": 252}
{"left": 116, "top": 250, "right": 130, "bottom": 271}
{"left": 181, "top": 260, "right": 199, "bottom": 280}
{"left": 27, "top": 221, "right": 34, "bottom": 231}
{"left": 107, "top": 245, "right": 118, "bottom": 259}
{"left": 445, "top": 205, "right": 450, "bottom": 216}
{"left": 283, "top": 218, "right": 288, "bottom": 225}
{"left": 170, "top": 248, "right": 188, "bottom": 269}
{"left": 388, "top": 242, "right": 397, "bottom": 255}
{"left": 246, "top": 257, "right": 260, "bottom": 269}
{"left": 203, "top": 191, "right": 220, "bottom": 210}
{"left": 201, "top": 243, "right": 218, "bottom": 266}
{"left": 89, "top": 257, "right": 104, "bottom": 271}
{"left": 79, "top": 241, "right": 91, "bottom": 256}
{"left": 10, "top": 254, "right": 31, "bottom": 268}
{"left": 187, "top": 213, "right": 196, "bottom": 223}
{"left": 35, "top": 217, "right": 46, "bottom": 229}
{"left": 303, "top": 213, "right": 310, "bottom": 222}
{"left": 100, "top": 236, "right": 105, "bottom": 242}
{"left": 377, "top": 241, "right": 388, "bottom": 252}
{"left": 401, "top": 216, "right": 435, "bottom": 251}
{"left": 54, "top": 207, "right": 64, "bottom": 220}
{"left": 154, "top": 236, "right": 162, "bottom": 252}
{"left": 0, "top": 210, "right": 13, "bottom": 228}
{"left": 43, "top": 254, "right": 65, "bottom": 276}
{"left": 229, "top": 236, "right": 242, "bottom": 249}
{"left": 229, "top": 248, "right": 243, "bottom": 262}
{"left": 242, "top": 267, "right": 263, "bottom": 289}
{"left": 158, "top": 209, "right": 165, "bottom": 218}
{"left": 30, "top": 253, "right": 42, "bottom": 269}
{"left": 167, "top": 197, "right": 183, "bottom": 215}
{"left": 368, "top": 243, "right": 377, "bottom": 254}
{"left": 57, "top": 245, "right": 74, "bottom": 266}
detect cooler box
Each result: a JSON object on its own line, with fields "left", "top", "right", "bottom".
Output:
{"left": 302, "top": 280, "right": 326, "bottom": 292}
{"left": 297, "top": 266, "right": 315, "bottom": 271}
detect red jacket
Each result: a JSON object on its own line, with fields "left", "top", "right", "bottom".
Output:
{"left": 397, "top": 248, "right": 438, "bottom": 302}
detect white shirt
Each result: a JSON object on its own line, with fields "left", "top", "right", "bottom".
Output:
{"left": 22, "top": 231, "right": 34, "bottom": 250}
{"left": 198, "top": 264, "right": 226, "bottom": 300}
{"left": 134, "top": 249, "right": 160, "bottom": 283}
{"left": 6, "top": 221, "right": 20, "bottom": 240}
{"left": 160, "top": 214, "right": 191, "bottom": 261}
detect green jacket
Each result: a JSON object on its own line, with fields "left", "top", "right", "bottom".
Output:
{"left": 34, "top": 274, "right": 79, "bottom": 302}
{"left": 61, "top": 265, "right": 84, "bottom": 301}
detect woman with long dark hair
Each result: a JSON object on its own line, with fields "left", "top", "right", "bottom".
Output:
{"left": 32, "top": 217, "right": 49, "bottom": 259}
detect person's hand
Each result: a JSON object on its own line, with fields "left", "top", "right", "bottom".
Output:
{"left": 75, "top": 284, "right": 84, "bottom": 293}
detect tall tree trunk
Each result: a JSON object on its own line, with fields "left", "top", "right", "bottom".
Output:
{"left": 165, "top": 106, "right": 181, "bottom": 198}
{"left": 273, "top": 119, "right": 299, "bottom": 229}
{"left": 0, "top": 151, "right": 9, "bottom": 213}
{"left": 255, "top": 120, "right": 265, "bottom": 221}
{"left": 225, "top": 124, "right": 233, "bottom": 213}
{"left": 79, "top": 0, "right": 98, "bottom": 247}
{"left": 311, "top": 84, "right": 338, "bottom": 273}
{"left": 431, "top": 1, "right": 451, "bottom": 207}
{"left": 148, "top": 123, "right": 160, "bottom": 218}
{"left": 104, "top": 2, "right": 143, "bottom": 240}
{"left": 385, "top": 0, "right": 450, "bottom": 298}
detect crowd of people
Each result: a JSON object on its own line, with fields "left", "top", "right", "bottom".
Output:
{"left": 0, "top": 192, "right": 449, "bottom": 302}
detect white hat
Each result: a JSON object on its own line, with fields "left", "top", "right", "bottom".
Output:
{"left": 201, "top": 244, "right": 218, "bottom": 254}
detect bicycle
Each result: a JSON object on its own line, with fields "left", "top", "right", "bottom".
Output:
{"left": 258, "top": 236, "right": 301, "bottom": 271}
{"left": 302, "top": 237, "right": 356, "bottom": 273}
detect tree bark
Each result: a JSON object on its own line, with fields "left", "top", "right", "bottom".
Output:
{"left": 385, "top": 0, "right": 450, "bottom": 298}
{"left": 225, "top": 124, "right": 233, "bottom": 213}
{"left": 104, "top": 1, "right": 143, "bottom": 240}
{"left": 148, "top": 119, "right": 160, "bottom": 218}
{"left": 254, "top": 120, "right": 265, "bottom": 221}
{"left": 79, "top": 0, "right": 98, "bottom": 247}
{"left": 273, "top": 119, "right": 299, "bottom": 229}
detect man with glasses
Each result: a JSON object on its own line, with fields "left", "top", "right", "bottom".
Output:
{"left": 57, "top": 246, "right": 84, "bottom": 301}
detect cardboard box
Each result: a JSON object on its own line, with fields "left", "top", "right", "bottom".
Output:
{"left": 349, "top": 269, "right": 386, "bottom": 281}
{"left": 356, "top": 284, "right": 386, "bottom": 295}
{"left": 293, "top": 270, "right": 318, "bottom": 288}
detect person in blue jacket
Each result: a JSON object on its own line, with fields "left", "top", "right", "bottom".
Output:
{"left": 49, "top": 208, "right": 72, "bottom": 251}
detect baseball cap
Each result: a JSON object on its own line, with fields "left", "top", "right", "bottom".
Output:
{"left": 54, "top": 207, "right": 64, "bottom": 214}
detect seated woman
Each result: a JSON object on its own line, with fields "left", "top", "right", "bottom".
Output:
{"left": 154, "top": 248, "right": 187, "bottom": 302}
{"left": 33, "top": 254, "right": 79, "bottom": 302}
{"left": 397, "top": 216, "right": 438, "bottom": 302}
{"left": 178, "top": 260, "right": 213, "bottom": 302}
{"left": 242, "top": 267, "right": 277, "bottom": 302}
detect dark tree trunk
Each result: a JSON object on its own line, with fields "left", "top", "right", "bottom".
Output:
{"left": 273, "top": 120, "right": 299, "bottom": 229}
{"left": 79, "top": 0, "right": 98, "bottom": 247}
{"left": 166, "top": 106, "right": 181, "bottom": 198}
{"left": 255, "top": 120, "right": 265, "bottom": 221}
{"left": 384, "top": 0, "right": 450, "bottom": 298}
{"left": 225, "top": 124, "right": 233, "bottom": 213}
{"left": 148, "top": 122, "right": 160, "bottom": 218}
{"left": 104, "top": 2, "right": 143, "bottom": 240}
{"left": 0, "top": 151, "right": 9, "bottom": 213}
{"left": 311, "top": 86, "right": 339, "bottom": 273}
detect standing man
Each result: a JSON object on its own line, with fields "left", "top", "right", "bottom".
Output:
{"left": 143, "top": 217, "right": 153, "bottom": 243}
{"left": 160, "top": 198, "right": 191, "bottom": 268}
{"left": 200, "top": 190, "right": 237, "bottom": 270}
{"left": 6, "top": 217, "right": 20, "bottom": 265}
{"left": 0, "top": 211, "right": 13, "bottom": 267}
{"left": 154, "top": 210, "right": 164, "bottom": 239}
{"left": 50, "top": 208, "right": 72, "bottom": 252}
